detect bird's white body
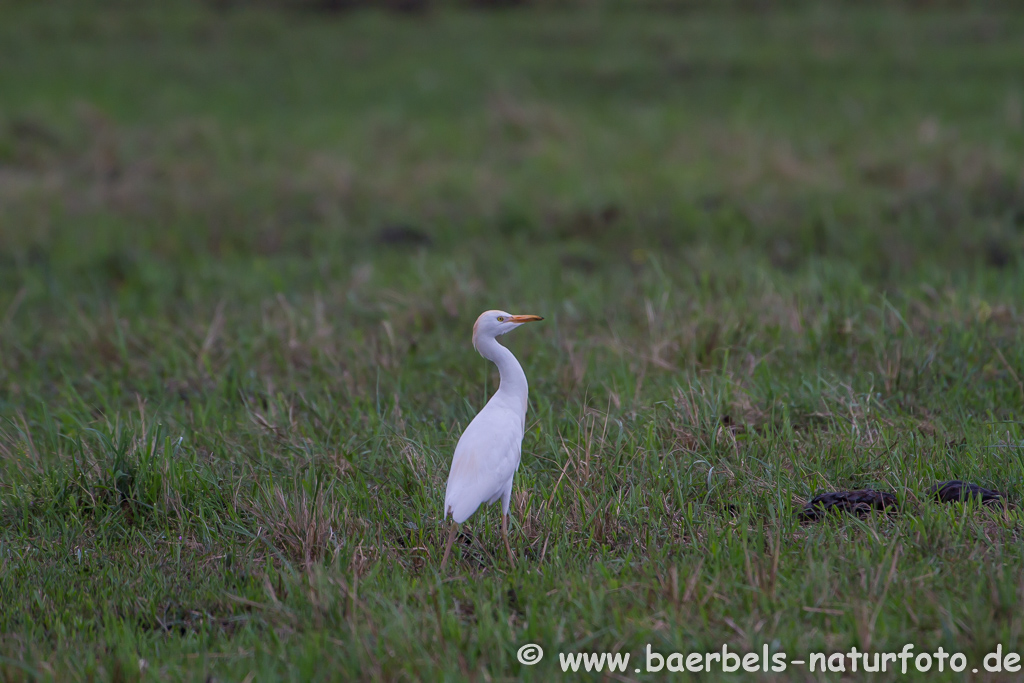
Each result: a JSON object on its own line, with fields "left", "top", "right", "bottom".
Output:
{"left": 443, "top": 310, "right": 539, "bottom": 526}
{"left": 444, "top": 366, "right": 526, "bottom": 523}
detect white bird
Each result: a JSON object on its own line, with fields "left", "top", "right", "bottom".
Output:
{"left": 440, "top": 309, "right": 543, "bottom": 569}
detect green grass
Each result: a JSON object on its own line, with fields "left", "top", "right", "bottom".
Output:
{"left": 1, "top": 1, "right": 1024, "bottom": 680}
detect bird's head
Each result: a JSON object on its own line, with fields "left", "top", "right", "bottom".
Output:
{"left": 472, "top": 309, "right": 543, "bottom": 351}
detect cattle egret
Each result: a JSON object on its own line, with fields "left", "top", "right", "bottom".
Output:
{"left": 440, "top": 309, "right": 543, "bottom": 569}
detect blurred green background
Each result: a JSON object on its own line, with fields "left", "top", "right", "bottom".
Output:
{"left": 1, "top": 1, "right": 1023, "bottom": 680}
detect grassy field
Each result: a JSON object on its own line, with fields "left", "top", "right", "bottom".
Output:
{"left": 1, "top": 1, "right": 1024, "bottom": 680}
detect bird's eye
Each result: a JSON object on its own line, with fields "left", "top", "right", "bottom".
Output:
{"left": 496, "top": 316, "right": 505, "bottom": 322}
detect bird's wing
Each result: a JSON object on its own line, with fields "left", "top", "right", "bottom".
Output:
{"left": 443, "top": 406, "right": 523, "bottom": 524}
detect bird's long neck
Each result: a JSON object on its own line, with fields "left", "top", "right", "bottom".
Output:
{"left": 476, "top": 336, "right": 528, "bottom": 416}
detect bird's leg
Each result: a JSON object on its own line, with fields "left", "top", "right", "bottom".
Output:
{"left": 502, "top": 513, "right": 516, "bottom": 567}
{"left": 440, "top": 521, "right": 458, "bottom": 571}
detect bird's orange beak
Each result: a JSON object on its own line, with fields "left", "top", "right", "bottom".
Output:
{"left": 508, "top": 314, "right": 543, "bottom": 323}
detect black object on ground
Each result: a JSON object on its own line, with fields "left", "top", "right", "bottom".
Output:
{"left": 375, "top": 224, "right": 433, "bottom": 247}
{"left": 798, "top": 490, "right": 898, "bottom": 522}
{"left": 929, "top": 480, "right": 1005, "bottom": 506}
